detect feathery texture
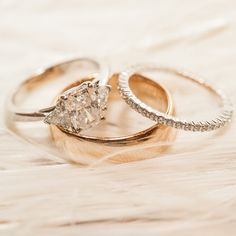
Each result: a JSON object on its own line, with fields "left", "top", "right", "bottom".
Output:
{"left": 0, "top": 0, "right": 236, "bottom": 235}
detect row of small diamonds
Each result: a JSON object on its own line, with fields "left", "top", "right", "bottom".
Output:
{"left": 118, "top": 68, "right": 233, "bottom": 132}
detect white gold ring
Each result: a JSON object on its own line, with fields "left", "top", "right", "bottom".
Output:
{"left": 118, "top": 65, "right": 233, "bottom": 132}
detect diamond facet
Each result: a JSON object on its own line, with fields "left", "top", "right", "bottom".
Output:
{"left": 44, "top": 81, "right": 110, "bottom": 132}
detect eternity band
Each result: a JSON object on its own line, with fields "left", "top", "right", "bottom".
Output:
{"left": 118, "top": 65, "right": 233, "bottom": 132}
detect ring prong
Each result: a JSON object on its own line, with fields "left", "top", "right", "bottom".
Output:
{"left": 60, "top": 94, "right": 68, "bottom": 100}
{"left": 94, "top": 80, "right": 100, "bottom": 87}
{"left": 76, "top": 128, "right": 82, "bottom": 133}
{"left": 106, "top": 85, "right": 112, "bottom": 92}
{"left": 87, "top": 82, "right": 93, "bottom": 88}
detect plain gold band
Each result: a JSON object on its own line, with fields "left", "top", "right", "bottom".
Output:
{"left": 50, "top": 74, "right": 176, "bottom": 163}
{"left": 51, "top": 73, "right": 174, "bottom": 146}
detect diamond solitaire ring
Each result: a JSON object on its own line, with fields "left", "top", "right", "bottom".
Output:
{"left": 7, "top": 58, "right": 111, "bottom": 134}
{"left": 118, "top": 65, "right": 233, "bottom": 132}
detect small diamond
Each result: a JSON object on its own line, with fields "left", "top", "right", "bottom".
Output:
{"left": 44, "top": 81, "right": 110, "bottom": 132}
{"left": 166, "top": 119, "right": 173, "bottom": 126}
{"left": 149, "top": 113, "right": 155, "bottom": 121}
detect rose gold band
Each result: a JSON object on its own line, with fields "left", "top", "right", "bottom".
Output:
{"left": 50, "top": 73, "right": 175, "bottom": 146}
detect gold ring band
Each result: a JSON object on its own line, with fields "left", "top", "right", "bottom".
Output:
{"left": 50, "top": 73, "right": 176, "bottom": 163}
{"left": 52, "top": 73, "right": 174, "bottom": 146}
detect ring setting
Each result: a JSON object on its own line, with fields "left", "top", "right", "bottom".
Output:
{"left": 44, "top": 80, "right": 111, "bottom": 133}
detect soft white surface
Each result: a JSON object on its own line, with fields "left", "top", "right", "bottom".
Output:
{"left": 0, "top": 0, "right": 236, "bottom": 235}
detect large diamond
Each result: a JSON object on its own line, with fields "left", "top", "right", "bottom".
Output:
{"left": 44, "top": 81, "right": 110, "bottom": 132}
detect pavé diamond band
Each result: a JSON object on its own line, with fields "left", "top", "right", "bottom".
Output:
{"left": 8, "top": 58, "right": 111, "bottom": 133}
{"left": 118, "top": 65, "right": 233, "bottom": 132}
